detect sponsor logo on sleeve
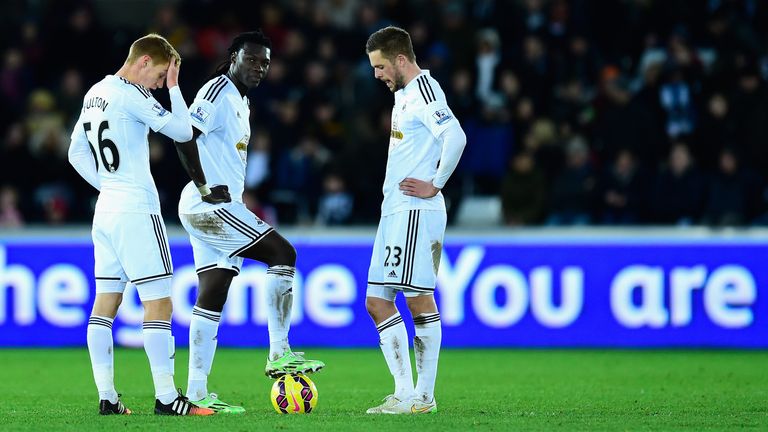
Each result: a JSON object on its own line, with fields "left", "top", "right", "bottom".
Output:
{"left": 432, "top": 109, "right": 453, "bottom": 125}
{"left": 152, "top": 103, "right": 169, "bottom": 117}
{"left": 191, "top": 106, "right": 210, "bottom": 123}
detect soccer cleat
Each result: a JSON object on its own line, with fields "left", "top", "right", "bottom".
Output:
{"left": 192, "top": 392, "right": 245, "bottom": 414}
{"left": 265, "top": 351, "right": 325, "bottom": 378}
{"left": 410, "top": 397, "right": 438, "bottom": 414}
{"left": 366, "top": 395, "right": 438, "bottom": 414}
{"left": 99, "top": 394, "right": 132, "bottom": 415}
{"left": 366, "top": 394, "right": 404, "bottom": 414}
{"left": 155, "top": 390, "right": 216, "bottom": 416}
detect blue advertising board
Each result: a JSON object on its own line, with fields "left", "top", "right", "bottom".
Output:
{"left": 0, "top": 235, "right": 766, "bottom": 348}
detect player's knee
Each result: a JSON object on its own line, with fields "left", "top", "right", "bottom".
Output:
{"left": 196, "top": 285, "right": 229, "bottom": 312}
{"left": 366, "top": 296, "right": 395, "bottom": 320}
{"left": 143, "top": 296, "right": 173, "bottom": 321}
{"left": 270, "top": 242, "right": 296, "bottom": 267}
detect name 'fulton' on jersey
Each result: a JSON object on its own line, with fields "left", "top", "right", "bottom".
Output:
{"left": 69, "top": 75, "right": 173, "bottom": 213}
{"left": 382, "top": 70, "right": 460, "bottom": 216}
{"left": 178, "top": 75, "right": 251, "bottom": 214}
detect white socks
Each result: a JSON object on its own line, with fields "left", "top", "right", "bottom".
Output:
{"left": 376, "top": 313, "right": 414, "bottom": 399}
{"left": 87, "top": 316, "right": 118, "bottom": 403}
{"left": 142, "top": 320, "right": 177, "bottom": 404}
{"left": 413, "top": 312, "right": 441, "bottom": 403}
{"left": 266, "top": 266, "right": 294, "bottom": 360}
{"left": 187, "top": 306, "right": 221, "bottom": 401}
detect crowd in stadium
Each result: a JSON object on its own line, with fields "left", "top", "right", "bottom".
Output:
{"left": 1, "top": 0, "right": 768, "bottom": 227}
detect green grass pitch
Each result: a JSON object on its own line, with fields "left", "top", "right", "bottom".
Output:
{"left": 0, "top": 348, "right": 766, "bottom": 431}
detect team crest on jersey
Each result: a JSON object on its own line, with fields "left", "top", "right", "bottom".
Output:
{"left": 191, "top": 106, "right": 210, "bottom": 123}
{"left": 432, "top": 109, "right": 452, "bottom": 125}
{"left": 236, "top": 135, "right": 249, "bottom": 162}
{"left": 152, "top": 103, "right": 168, "bottom": 117}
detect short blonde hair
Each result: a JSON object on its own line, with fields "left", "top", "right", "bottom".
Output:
{"left": 125, "top": 33, "right": 180, "bottom": 65}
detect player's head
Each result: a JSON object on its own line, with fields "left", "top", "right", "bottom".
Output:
{"left": 225, "top": 30, "right": 272, "bottom": 89}
{"left": 366, "top": 26, "right": 416, "bottom": 92}
{"left": 124, "top": 33, "right": 180, "bottom": 89}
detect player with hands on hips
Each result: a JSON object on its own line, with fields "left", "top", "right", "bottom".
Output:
{"left": 363, "top": 26, "right": 467, "bottom": 415}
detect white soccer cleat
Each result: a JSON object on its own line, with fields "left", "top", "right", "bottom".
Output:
{"left": 366, "top": 394, "right": 403, "bottom": 414}
{"left": 409, "top": 397, "right": 437, "bottom": 414}
{"left": 367, "top": 394, "right": 438, "bottom": 414}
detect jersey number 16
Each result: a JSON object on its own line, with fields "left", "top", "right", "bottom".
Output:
{"left": 84, "top": 120, "right": 120, "bottom": 172}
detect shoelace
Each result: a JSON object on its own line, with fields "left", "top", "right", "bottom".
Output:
{"left": 172, "top": 388, "right": 193, "bottom": 415}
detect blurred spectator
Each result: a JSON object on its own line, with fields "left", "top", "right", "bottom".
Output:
{"left": 500, "top": 151, "right": 547, "bottom": 226}
{"left": 546, "top": 135, "right": 595, "bottom": 225}
{"left": 599, "top": 149, "right": 648, "bottom": 224}
{"left": 0, "top": 185, "right": 24, "bottom": 228}
{"left": 25, "top": 89, "right": 68, "bottom": 157}
{"left": 274, "top": 135, "right": 330, "bottom": 224}
{"left": 0, "top": 48, "right": 33, "bottom": 127}
{"left": 56, "top": 68, "right": 85, "bottom": 129}
{"left": 693, "top": 92, "right": 734, "bottom": 170}
{"left": 650, "top": 143, "right": 707, "bottom": 225}
{"left": 730, "top": 62, "right": 768, "bottom": 174}
{"left": 475, "top": 28, "right": 502, "bottom": 108}
{"left": 316, "top": 173, "right": 353, "bottom": 226}
{"left": 245, "top": 130, "right": 272, "bottom": 191}
{"left": 703, "top": 148, "right": 762, "bottom": 227}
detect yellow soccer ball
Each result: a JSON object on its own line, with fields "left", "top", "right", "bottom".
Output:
{"left": 270, "top": 373, "right": 318, "bottom": 414}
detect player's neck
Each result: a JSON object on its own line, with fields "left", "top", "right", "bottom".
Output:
{"left": 115, "top": 64, "right": 137, "bottom": 84}
{"left": 225, "top": 70, "right": 248, "bottom": 97}
{"left": 401, "top": 63, "right": 423, "bottom": 89}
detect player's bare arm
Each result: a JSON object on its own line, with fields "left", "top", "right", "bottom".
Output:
{"left": 175, "top": 128, "right": 231, "bottom": 204}
{"left": 399, "top": 178, "right": 439, "bottom": 198}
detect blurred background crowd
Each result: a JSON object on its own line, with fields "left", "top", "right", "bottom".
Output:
{"left": 2, "top": 0, "right": 768, "bottom": 228}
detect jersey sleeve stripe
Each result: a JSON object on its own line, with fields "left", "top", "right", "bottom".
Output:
{"left": 421, "top": 76, "right": 437, "bottom": 101}
{"left": 203, "top": 76, "right": 225, "bottom": 99}
{"left": 416, "top": 77, "right": 430, "bottom": 104}
{"left": 207, "top": 80, "right": 227, "bottom": 103}
{"left": 203, "top": 77, "right": 227, "bottom": 102}
{"left": 118, "top": 77, "right": 151, "bottom": 98}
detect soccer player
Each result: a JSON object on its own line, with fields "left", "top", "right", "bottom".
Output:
{"left": 177, "top": 30, "right": 324, "bottom": 413}
{"left": 68, "top": 34, "right": 228, "bottom": 416}
{"left": 364, "top": 26, "right": 467, "bottom": 414}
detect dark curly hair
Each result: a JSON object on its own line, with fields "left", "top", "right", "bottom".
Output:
{"left": 212, "top": 29, "right": 272, "bottom": 77}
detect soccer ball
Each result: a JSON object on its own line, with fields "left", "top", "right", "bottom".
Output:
{"left": 270, "top": 373, "right": 318, "bottom": 414}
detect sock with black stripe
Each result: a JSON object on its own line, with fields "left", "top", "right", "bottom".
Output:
{"left": 377, "top": 312, "right": 414, "bottom": 399}
{"left": 413, "top": 312, "right": 442, "bottom": 403}
{"left": 187, "top": 306, "right": 221, "bottom": 401}
{"left": 87, "top": 315, "right": 118, "bottom": 403}
{"left": 266, "top": 266, "right": 295, "bottom": 360}
{"left": 143, "top": 320, "right": 177, "bottom": 404}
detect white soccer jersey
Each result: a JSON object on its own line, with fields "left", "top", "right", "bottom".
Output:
{"left": 178, "top": 75, "right": 251, "bottom": 214}
{"left": 70, "top": 75, "right": 173, "bottom": 213}
{"left": 382, "top": 70, "right": 460, "bottom": 216}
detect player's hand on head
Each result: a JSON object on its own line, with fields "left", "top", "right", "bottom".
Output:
{"left": 201, "top": 184, "right": 231, "bottom": 204}
{"left": 399, "top": 177, "right": 439, "bottom": 198}
{"left": 166, "top": 57, "right": 180, "bottom": 88}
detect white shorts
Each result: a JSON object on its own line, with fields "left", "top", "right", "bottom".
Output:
{"left": 92, "top": 212, "right": 173, "bottom": 301}
{"left": 179, "top": 202, "right": 274, "bottom": 275}
{"left": 367, "top": 209, "right": 446, "bottom": 300}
